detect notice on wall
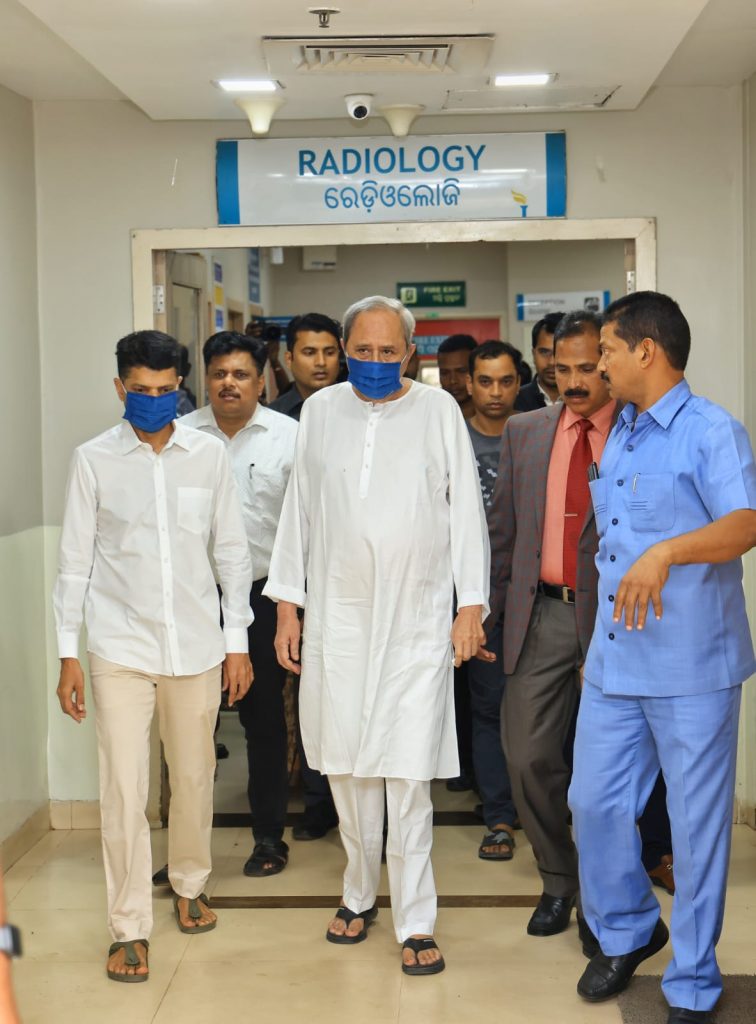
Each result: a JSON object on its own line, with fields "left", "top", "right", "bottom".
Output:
{"left": 516, "top": 290, "right": 610, "bottom": 322}
{"left": 216, "top": 132, "right": 566, "bottom": 226}
{"left": 398, "top": 281, "right": 466, "bottom": 308}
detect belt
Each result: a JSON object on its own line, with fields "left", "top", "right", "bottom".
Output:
{"left": 538, "top": 581, "right": 576, "bottom": 604}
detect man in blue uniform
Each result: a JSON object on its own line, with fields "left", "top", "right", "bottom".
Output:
{"left": 569, "top": 291, "right": 756, "bottom": 1024}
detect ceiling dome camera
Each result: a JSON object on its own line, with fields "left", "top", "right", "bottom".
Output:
{"left": 345, "top": 94, "right": 373, "bottom": 120}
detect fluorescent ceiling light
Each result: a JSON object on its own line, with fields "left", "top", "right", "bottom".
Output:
{"left": 217, "top": 79, "right": 277, "bottom": 92}
{"left": 494, "top": 73, "right": 553, "bottom": 87}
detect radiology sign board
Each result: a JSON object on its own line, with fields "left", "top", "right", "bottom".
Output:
{"left": 216, "top": 132, "right": 566, "bottom": 226}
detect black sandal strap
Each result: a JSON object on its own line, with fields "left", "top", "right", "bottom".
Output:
{"left": 251, "top": 841, "right": 289, "bottom": 864}
{"left": 402, "top": 937, "right": 439, "bottom": 954}
{"left": 334, "top": 905, "right": 375, "bottom": 926}
{"left": 481, "top": 830, "right": 514, "bottom": 847}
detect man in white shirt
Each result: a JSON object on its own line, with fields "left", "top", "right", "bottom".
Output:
{"left": 53, "top": 331, "right": 253, "bottom": 984}
{"left": 265, "top": 296, "right": 490, "bottom": 976}
{"left": 182, "top": 331, "right": 297, "bottom": 877}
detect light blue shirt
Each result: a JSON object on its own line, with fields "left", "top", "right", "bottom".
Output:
{"left": 584, "top": 380, "right": 756, "bottom": 696}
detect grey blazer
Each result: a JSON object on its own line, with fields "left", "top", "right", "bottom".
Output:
{"left": 487, "top": 403, "right": 619, "bottom": 676}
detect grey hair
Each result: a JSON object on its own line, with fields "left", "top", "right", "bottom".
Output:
{"left": 342, "top": 295, "right": 415, "bottom": 348}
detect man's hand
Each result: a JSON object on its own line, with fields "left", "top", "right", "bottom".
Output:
{"left": 613, "top": 542, "right": 671, "bottom": 631}
{"left": 57, "top": 658, "right": 87, "bottom": 723}
{"left": 451, "top": 605, "right": 488, "bottom": 667}
{"left": 222, "top": 652, "right": 253, "bottom": 706}
{"left": 274, "top": 602, "right": 302, "bottom": 674}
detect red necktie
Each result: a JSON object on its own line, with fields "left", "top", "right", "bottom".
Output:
{"left": 562, "top": 419, "right": 593, "bottom": 590}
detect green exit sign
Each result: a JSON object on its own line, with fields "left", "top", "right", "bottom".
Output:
{"left": 397, "top": 281, "right": 467, "bottom": 308}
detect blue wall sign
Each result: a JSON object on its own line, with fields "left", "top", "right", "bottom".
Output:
{"left": 216, "top": 132, "right": 566, "bottom": 226}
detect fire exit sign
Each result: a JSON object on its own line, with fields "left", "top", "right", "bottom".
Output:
{"left": 397, "top": 281, "right": 467, "bottom": 308}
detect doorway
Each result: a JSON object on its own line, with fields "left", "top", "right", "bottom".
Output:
{"left": 133, "top": 218, "right": 657, "bottom": 826}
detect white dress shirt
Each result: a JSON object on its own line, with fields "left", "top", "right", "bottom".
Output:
{"left": 53, "top": 420, "right": 253, "bottom": 676}
{"left": 181, "top": 403, "right": 298, "bottom": 581}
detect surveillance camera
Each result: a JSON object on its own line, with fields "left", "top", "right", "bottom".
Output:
{"left": 345, "top": 94, "right": 373, "bottom": 121}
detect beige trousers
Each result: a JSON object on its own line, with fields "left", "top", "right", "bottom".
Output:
{"left": 88, "top": 653, "right": 221, "bottom": 942}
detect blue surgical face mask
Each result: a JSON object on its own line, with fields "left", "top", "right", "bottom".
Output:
{"left": 347, "top": 357, "right": 404, "bottom": 400}
{"left": 123, "top": 389, "right": 178, "bottom": 433}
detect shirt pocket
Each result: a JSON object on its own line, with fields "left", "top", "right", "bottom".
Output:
{"left": 626, "top": 473, "right": 676, "bottom": 532}
{"left": 589, "top": 478, "right": 608, "bottom": 535}
{"left": 245, "top": 465, "right": 285, "bottom": 508}
{"left": 177, "top": 486, "right": 214, "bottom": 534}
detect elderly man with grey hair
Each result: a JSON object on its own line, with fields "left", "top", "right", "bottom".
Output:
{"left": 264, "top": 295, "right": 490, "bottom": 975}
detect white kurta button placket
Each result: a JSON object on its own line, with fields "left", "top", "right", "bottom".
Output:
{"left": 359, "top": 406, "right": 380, "bottom": 499}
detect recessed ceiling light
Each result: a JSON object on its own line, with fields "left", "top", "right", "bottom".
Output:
{"left": 494, "top": 73, "right": 554, "bottom": 87}
{"left": 216, "top": 79, "right": 277, "bottom": 93}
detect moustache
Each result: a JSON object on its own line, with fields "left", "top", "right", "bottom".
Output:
{"left": 564, "top": 389, "right": 590, "bottom": 398}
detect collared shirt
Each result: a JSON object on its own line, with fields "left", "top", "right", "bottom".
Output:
{"left": 269, "top": 384, "right": 305, "bottom": 422}
{"left": 584, "top": 380, "right": 756, "bottom": 696}
{"left": 540, "top": 400, "right": 616, "bottom": 585}
{"left": 181, "top": 403, "right": 298, "bottom": 580}
{"left": 53, "top": 420, "right": 253, "bottom": 676}
{"left": 537, "top": 377, "right": 559, "bottom": 407}
{"left": 513, "top": 377, "right": 562, "bottom": 413}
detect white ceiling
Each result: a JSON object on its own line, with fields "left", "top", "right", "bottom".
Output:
{"left": 1, "top": 0, "right": 755, "bottom": 126}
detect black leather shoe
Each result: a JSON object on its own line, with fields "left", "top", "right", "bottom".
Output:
{"left": 577, "top": 913, "right": 599, "bottom": 959}
{"left": 151, "top": 864, "right": 170, "bottom": 887}
{"left": 577, "top": 918, "right": 669, "bottom": 1002}
{"left": 292, "top": 821, "right": 338, "bottom": 841}
{"left": 667, "top": 1009, "right": 711, "bottom": 1023}
{"left": 527, "top": 893, "right": 576, "bottom": 936}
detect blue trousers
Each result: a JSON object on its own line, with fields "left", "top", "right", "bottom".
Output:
{"left": 569, "top": 680, "right": 741, "bottom": 1012}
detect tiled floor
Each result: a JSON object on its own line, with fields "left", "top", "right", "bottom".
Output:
{"left": 6, "top": 809, "right": 756, "bottom": 1024}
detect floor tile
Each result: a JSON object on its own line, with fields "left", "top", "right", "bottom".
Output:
{"left": 13, "top": 959, "right": 177, "bottom": 1024}
{"left": 397, "top": 959, "right": 623, "bottom": 1024}
{"left": 182, "top": 907, "right": 399, "bottom": 963}
{"left": 151, "top": 960, "right": 401, "bottom": 1023}
{"left": 6, "top": 822, "right": 755, "bottom": 1024}
{"left": 11, "top": 907, "right": 190, "bottom": 964}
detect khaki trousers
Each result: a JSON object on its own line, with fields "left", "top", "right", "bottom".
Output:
{"left": 329, "top": 774, "right": 437, "bottom": 942}
{"left": 88, "top": 653, "right": 221, "bottom": 941}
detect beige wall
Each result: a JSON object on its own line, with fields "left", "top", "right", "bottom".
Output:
{"left": 268, "top": 241, "right": 509, "bottom": 329}
{"left": 35, "top": 86, "right": 746, "bottom": 528}
{"left": 0, "top": 84, "right": 48, "bottom": 842}
{"left": 506, "top": 240, "right": 627, "bottom": 355}
{"left": 31, "top": 84, "right": 751, "bottom": 801}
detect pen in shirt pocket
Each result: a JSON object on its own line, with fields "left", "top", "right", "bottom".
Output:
{"left": 588, "top": 461, "right": 599, "bottom": 482}
{"left": 248, "top": 463, "right": 255, "bottom": 477}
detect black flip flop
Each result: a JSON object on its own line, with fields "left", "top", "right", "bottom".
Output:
{"left": 243, "top": 839, "right": 289, "bottom": 878}
{"left": 402, "top": 936, "right": 446, "bottom": 976}
{"left": 478, "top": 828, "right": 515, "bottom": 861}
{"left": 325, "top": 905, "right": 378, "bottom": 944}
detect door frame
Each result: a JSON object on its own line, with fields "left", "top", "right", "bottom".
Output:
{"left": 131, "top": 218, "right": 657, "bottom": 329}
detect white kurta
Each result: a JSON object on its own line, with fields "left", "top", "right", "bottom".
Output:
{"left": 264, "top": 381, "right": 490, "bottom": 781}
